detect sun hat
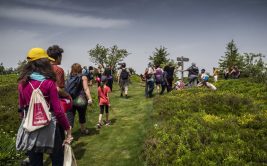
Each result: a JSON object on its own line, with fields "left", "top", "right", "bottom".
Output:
{"left": 27, "top": 48, "right": 55, "bottom": 62}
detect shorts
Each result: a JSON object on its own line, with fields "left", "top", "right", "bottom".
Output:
{"left": 100, "top": 105, "right": 109, "bottom": 114}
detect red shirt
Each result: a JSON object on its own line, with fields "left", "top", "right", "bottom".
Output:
{"left": 52, "top": 65, "right": 65, "bottom": 88}
{"left": 18, "top": 80, "right": 70, "bottom": 130}
{"left": 98, "top": 85, "right": 111, "bottom": 106}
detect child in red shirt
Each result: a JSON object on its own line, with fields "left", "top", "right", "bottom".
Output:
{"left": 97, "top": 76, "right": 111, "bottom": 128}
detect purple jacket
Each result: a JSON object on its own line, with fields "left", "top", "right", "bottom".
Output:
{"left": 18, "top": 79, "right": 70, "bottom": 130}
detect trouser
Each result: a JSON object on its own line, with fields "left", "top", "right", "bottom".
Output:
{"left": 160, "top": 83, "right": 167, "bottom": 95}
{"left": 28, "top": 125, "right": 65, "bottom": 166}
{"left": 107, "top": 78, "right": 113, "bottom": 91}
{"left": 147, "top": 80, "right": 154, "bottom": 97}
{"left": 167, "top": 77, "right": 173, "bottom": 92}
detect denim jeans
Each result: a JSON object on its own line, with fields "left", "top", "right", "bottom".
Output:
{"left": 147, "top": 80, "right": 154, "bottom": 97}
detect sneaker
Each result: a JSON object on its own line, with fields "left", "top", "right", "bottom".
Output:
{"left": 81, "top": 129, "right": 89, "bottom": 135}
{"left": 97, "top": 123, "right": 102, "bottom": 129}
{"left": 105, "top": 121, "right": 111, "bottom": 126}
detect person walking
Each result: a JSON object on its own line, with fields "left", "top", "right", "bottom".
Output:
{"left": 166, "top": 63, "right": 175, "bottom": 92}
{"left": 213, "top": 67, "right": 219, "bottom": 82}
{"left": 160, "top": 65, "right": 169, "bottom": 95}
{"left": 66, "top": 63, "right": 93, "bottom": 135}
{"left": 104, "top": 65, "right": 114, "bottom": 91}
{"left": 97, "top": 76, "right": 111, "bottom": 128}
{"left": 117, "top": 63, "right": 131, "bottom": 98}
{"left": 144, "top": 62, "right": 155, "bottom": 97}
{"left": 154, "top": 64, "right": 163, "bottom": 94}
{"left": 47, "top": 45, "right": 70, "bottom": 99}
{"left": 17, "top": 47, "right": 72, "bottom": 165}
{"left": 185, "top": 62, "right": 199, "bottom": 87}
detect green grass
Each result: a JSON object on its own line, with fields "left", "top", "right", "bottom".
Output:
{"left": 69, "top": 79, "right": 153, "bottom": 166}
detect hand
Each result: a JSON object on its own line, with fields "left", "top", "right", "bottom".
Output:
{"left": 63, "top": 136, "right": 73, "bottom": 145}
{"left": 88, "top": 99, "right": 93, "bottom": 104}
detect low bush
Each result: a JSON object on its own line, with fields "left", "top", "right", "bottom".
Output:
{"left": 144, "top": 79, "right": 267, "bottom": 165}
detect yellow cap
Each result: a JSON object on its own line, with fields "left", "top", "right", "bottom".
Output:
{"left": 27, "top": 48, "right": 55, "bottom": 62}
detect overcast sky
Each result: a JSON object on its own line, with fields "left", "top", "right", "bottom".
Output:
{"left": 0, "top": 0, "right": 267, "bottom": 74}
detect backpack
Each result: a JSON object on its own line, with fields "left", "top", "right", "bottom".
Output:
{"left": 65, "top": 75, "right": 83, "bottom": 98}
{"left": 120, "top": 69, "right": 129, "bottom": 80}
{"left": 23, "top": 81, "right": 51, "bottom": 132}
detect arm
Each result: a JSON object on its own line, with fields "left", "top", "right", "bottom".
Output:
{"left": 49, "top": 81, "right": 73, "bottom": 143}
{"left": 82, "top": 76, "right": 92, "bottom": 103}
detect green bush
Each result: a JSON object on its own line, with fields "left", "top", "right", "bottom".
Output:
{"left": 0, "top": 74, "right": 23, "bottom": 165}
{"left": 144, "top": 79, "right": 267, "bottom": 165}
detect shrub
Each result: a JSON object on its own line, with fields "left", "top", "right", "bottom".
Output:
{"left": 144, "top": 79, "right": 267, "bottom": 165}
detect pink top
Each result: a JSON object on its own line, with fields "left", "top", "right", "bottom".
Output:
{"left": 98, "top": 85, "right": 111, "bottom": 106}
{"left": 18, "top": 79, "right": 70, "bottom": 130}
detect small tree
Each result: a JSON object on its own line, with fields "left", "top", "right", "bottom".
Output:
{"left": 0, "top": 62, "right": 4, "bottom": 75}
{"left": 219, "top": 40, "right": 243, "bottom": 70}
{"left": 149, "top": 46, "right": 170, "bottom": 66}
{"left": 242, "top": 53, "right": 266, "bottom": 82}
{"left": 16, "top": 60, "right": 27, "bottom": 73}
{"left": 88, "top": 44, "right": 129, "bottom": 69}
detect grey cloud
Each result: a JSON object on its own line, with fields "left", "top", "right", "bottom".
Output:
{"left": 0, "top": 6, "right": 131, "bottom": 29}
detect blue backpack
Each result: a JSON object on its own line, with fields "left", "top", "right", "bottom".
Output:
{"left": 65, "top": 75, "right": 82, "bottom": 98}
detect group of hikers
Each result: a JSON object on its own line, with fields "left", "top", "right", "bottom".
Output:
{"left": 141, "top": 62, "right": 217, "bottom": 97}
{"left": 16, "top": 44, "right": 241, "bottom": 165}
{"left": 16, "top": 45, "right": 133, "bottom": 165}
{"left": 141, "top": 62, "right": 241, "bottom": 97}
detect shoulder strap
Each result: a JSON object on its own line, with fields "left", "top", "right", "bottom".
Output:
{"left": 28, "top": 80, "right": 44, "bottom": 90}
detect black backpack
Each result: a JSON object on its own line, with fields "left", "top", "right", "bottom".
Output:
{"left": 65, "top": 75, "right": 83, "bottom": 98}
{"left": 120, "top": 69, "right": 129, "bottom": 80}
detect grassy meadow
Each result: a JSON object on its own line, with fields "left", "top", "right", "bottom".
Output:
{"left": 0, "top": 74, "right": 267, "bottom": 165}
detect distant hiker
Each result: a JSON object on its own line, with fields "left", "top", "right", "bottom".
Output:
{"left": 173, "top": 80, "right": 185, "bottom": 90}
{"left": 144, "top": 62, "right": 155, "bottom": 97}
{"left": 213, "top": 67, "right": 219, "bottom": 82}
{"left": 104, "top": 65, "right": 114, "bottom": 91}
{"left": 185, "top": 62, "right": 199, "bottom": 87}
{"left": 197, "top": 69, "right": 217, "bottom": 90}
{"left": 88, "top": 66, "right": 94, "bottom": 88}
{"left": 66, "top": 63, "right": 93, "bottom": 135}
{"left": 97, "top": 76, "right": 111, "bottom": 129}
{"left": 224, "top": 68, "right": 229, "bottom": 80}
{"left": 117, "top": 63, "right": 131, "bottom": 98}
{"left": 154, "top": 64, "right": 163, "bottom": 94}
{"left": 47, "top": 45, "right": 71, "bottom": 99}
{"left": 17, "top": 47, "right": 72, "bottom": 165}
{"left": 96, "top": 64, "right": 105, "bottom": 87}
{"left": 82, "top": 66, "right": 88, "bottom": 75}
{"left": 166, "top": 63, "right": 175, "bottom": 92}
{"left": 230, "top": 65, "right": 240, "bottom": 79}
{"left": 160, "top": 65, "right": 169, "bottom": 95}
